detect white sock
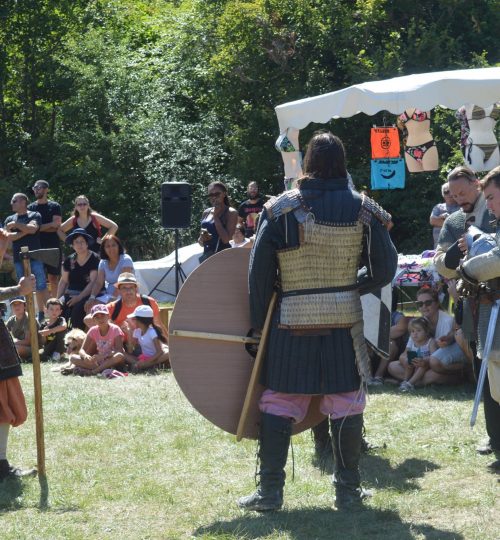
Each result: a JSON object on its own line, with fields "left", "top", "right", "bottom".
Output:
{"left": 0, "top": 423, "right": 9, "bottom": 460}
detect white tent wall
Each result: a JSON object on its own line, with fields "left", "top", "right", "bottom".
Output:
{"left": 275, "top": 67, "right": 500, "bottom": 179}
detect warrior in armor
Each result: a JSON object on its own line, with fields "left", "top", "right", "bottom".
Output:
{"left": 238, "top": 132, "right": 397, "bottom": 511}
{"left": 433, "top": 165, "right": 500, "bottom": 466}
{"left": 0, "top": 229, "right": 38, "bottom": 481}
{"left": 457, "top": 165, "right": 500, "bottom": 472}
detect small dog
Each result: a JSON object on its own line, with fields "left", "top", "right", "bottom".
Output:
{"left": 55, "top": 328, "right": 86, "bottom": 374}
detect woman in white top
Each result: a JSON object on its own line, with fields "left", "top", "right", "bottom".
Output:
{"left": 388, "top": 287, "right": 466, "bottom": 386}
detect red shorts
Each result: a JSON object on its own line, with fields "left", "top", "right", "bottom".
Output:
{"left": 0, "top": 377, "right": 28, "bottom": 427}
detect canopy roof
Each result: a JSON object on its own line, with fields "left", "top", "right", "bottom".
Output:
{"left": 275, "top": 67, "right": 500, "bottom": 132}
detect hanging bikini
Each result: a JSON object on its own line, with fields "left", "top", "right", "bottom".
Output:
{"left": 397, "top": 109, "right": 437, "bottom": 163}
{"left": 463, "top": 104, "right": 500, "bottom": 164}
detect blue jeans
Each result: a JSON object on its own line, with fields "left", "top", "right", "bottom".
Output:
{"left": 14, "top": 260, "right": 47, "bottom": 291}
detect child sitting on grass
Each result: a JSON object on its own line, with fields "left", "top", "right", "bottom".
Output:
{"left": 6, "top": 297, "right": 38, "bottom": 361}
{"left": 123, "top": 305, "right": 169, "bottom": 373}
{"left": 39, "top": 298, "right": 67, "bottom": 362}
{"left": 71, "top": 304, "right": 125, "bottom": 376}
{"left": 399, "top": 317, "right": 437, "bottom": 392}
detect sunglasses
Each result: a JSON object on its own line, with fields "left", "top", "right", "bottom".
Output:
{"left": 415, "top": 299, "right": 435, "bottom": 308}
{"left": 76, "top": 202, "right": 88, "bottom": 206}
{"left": 119, "top": 285, "right": 136, "bottom": 291}
{"left": 208, "top": 192, "right": 223, "bottom": 199}
{"left": 33, "top": 186, "right": 46, "bottom": 190}
{"left": 11, "top": 199, "right": 20, "bottom": 203}
{"left": 443, "top": 190, "right": 450, "bottom": 195}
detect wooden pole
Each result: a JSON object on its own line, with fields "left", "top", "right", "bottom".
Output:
{"left": 236, "top": 292, "right": 277, "bottom": 441}
{"left": 20, "top": 246, "right": 46, "bottom": 478}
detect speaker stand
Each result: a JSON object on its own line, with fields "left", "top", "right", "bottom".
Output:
{"left": 148, "top": 229, "right": 187, "bottom": 299}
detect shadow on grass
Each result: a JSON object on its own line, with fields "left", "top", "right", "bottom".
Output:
{"left": 370, "top": 382, "right": 476, "bottom": 402}
{"left": 194, "top": 506, "right": 463, "bottom": 540}
{"left": 362, "top": 454, "right": 439, "bottom": 491}
{"left": 0, "top": 476, "right": 24, "bottom": 511}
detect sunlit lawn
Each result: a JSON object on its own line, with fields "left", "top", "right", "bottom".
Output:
{"left": 0, "top": 365, "right": 498, "bottom": 539}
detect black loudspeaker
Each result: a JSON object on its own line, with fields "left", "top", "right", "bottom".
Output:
{"left": 161, "top": 182, "right": 192, "bottom": 229}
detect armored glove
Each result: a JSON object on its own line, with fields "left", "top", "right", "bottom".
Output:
{"left": 456, "top": 265, "right": 480, "bottom": 298}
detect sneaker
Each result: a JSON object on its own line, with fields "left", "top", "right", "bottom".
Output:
{"left": 477, "top": 440, "right": 494, "bottom": 455}
{"left": 399, "top": 381, "right": 414, "bottom": 392}
{"left": 0, "top": 459, "right": 37, "bottom": 482}
{"left": 50, "top": 352, "right": 61, "bottom": 362}
{"left": 367, "top": 376, "right": 384, "bottom": 386}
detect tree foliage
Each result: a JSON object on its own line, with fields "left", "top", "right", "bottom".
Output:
{"left": 1, "top": 0, "right": 499, "bottom": 257}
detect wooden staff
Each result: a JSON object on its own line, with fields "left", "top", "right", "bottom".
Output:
{"left": 20, "top": 246, "right": 46, "bottom": 478}
{"left": 236, "top": 292, "right": 277, "bottom": 441}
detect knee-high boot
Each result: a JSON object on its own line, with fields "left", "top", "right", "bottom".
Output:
{"left": 331, "top": 413, "right": 371, "bottom": 509}
{"left": 237, "top": 412, "right": 292, "bottom": 512}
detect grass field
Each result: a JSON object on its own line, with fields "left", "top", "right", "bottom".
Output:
{"left": 0, "top": 365, "right": 498, "bottom": 539}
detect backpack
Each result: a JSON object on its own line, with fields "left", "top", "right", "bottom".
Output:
{"left": 111, "top": 295, "right": 152, "bottom": 322}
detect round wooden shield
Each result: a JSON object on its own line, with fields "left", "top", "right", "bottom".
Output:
{"left": 169, "top": 248, "right": 325, "bottom": 439}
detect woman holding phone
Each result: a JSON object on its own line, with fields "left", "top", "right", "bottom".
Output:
{"left": 198, "top": 182, "right": 238, "bottom": 262}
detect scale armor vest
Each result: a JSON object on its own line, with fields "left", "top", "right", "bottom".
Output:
{"left": 265, "top": 189, "right": 385, "bottom": 330}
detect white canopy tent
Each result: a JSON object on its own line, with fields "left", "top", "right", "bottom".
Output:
{"left": 275, "top": 67, "right": 500, "bottom": 179}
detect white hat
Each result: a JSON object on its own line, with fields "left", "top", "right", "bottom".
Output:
{"left": 127, "top": 305, "right": 154, "bottom": 318}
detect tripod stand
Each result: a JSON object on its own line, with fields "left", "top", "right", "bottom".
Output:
{"left": 148, "top": 229, "right": 187, "bottom": 298}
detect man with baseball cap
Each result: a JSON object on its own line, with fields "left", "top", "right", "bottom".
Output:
{"left": 28, "top": 180, "right": 62, "bottom": 297}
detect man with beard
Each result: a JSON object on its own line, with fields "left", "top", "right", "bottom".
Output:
{"left": 238, "top": 181, "right": 265, "bottom": 237}
{"left": 433, "top": 165, "right": 500, "bottom": 463}
{"left": 457, "top": 165, "right": 500, "bottom": 472}
{"left": 28, "top": 180, "right": 62, "bottom": 300}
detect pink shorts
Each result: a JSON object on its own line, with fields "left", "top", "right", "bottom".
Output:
{"left": 138, "top": 353, "right": 153, "bottom": 362}
{"left": 259, "top": 388, "right": 365, "bottom": 423}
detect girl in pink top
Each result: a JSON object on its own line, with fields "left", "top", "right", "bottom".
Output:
{"left": 71, "top": 304, "right": 125, "bottom": 376}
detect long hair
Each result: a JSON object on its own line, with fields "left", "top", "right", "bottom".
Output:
{"left": 208, "top": 181, "right": 230, "bottom": 207}
{"left": 100, "top": 234, "right": 125, "bottom": 260}
{"left": 301, "top": 131, "right": 347, "bottom": 180}
{"left": 135, "top": 316, "right": 167, "bottom": 344}
{"left": 72, "top": 195, "right": 95, "bottom": 219}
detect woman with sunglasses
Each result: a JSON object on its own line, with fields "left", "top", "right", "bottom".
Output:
{"left": 198, "top": 182, "right": 238, "bottom": 262}
{"left": 387, "top": 287, "right": 466, "bottom": 387}
{"left": 59, "top": 195, "right": 118, "bottom": 252}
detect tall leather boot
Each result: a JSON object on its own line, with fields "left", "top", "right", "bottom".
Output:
{"left": 331, "top": 413, "right": 371, "bottom": 510}
{"left": 238, "top": 412, "right": 292, "bottom": 512}
{"left": 312, "top": 419, "right": 333, "bottom": 472}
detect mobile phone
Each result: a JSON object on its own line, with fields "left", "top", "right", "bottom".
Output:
{"left": 407, "top": 351, "right": 418, "bottom": 365}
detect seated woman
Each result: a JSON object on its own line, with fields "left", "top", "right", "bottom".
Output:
{"left": 387, "top": 287, "right": 467, "bottom": 388}
{"left": 85, "top": 235, "right": 134, "bottom": 310}
{"left": 69, "top": 304, "right": 125, "bottom": 376}
{"left": 56, "top": 228, "right": 101, "bottom": 330}
{"left": 198, "top": 181, "right": 238, "bottom": 262}
{"left": 59, "top": 195, "right": 118, "bottom": 252}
